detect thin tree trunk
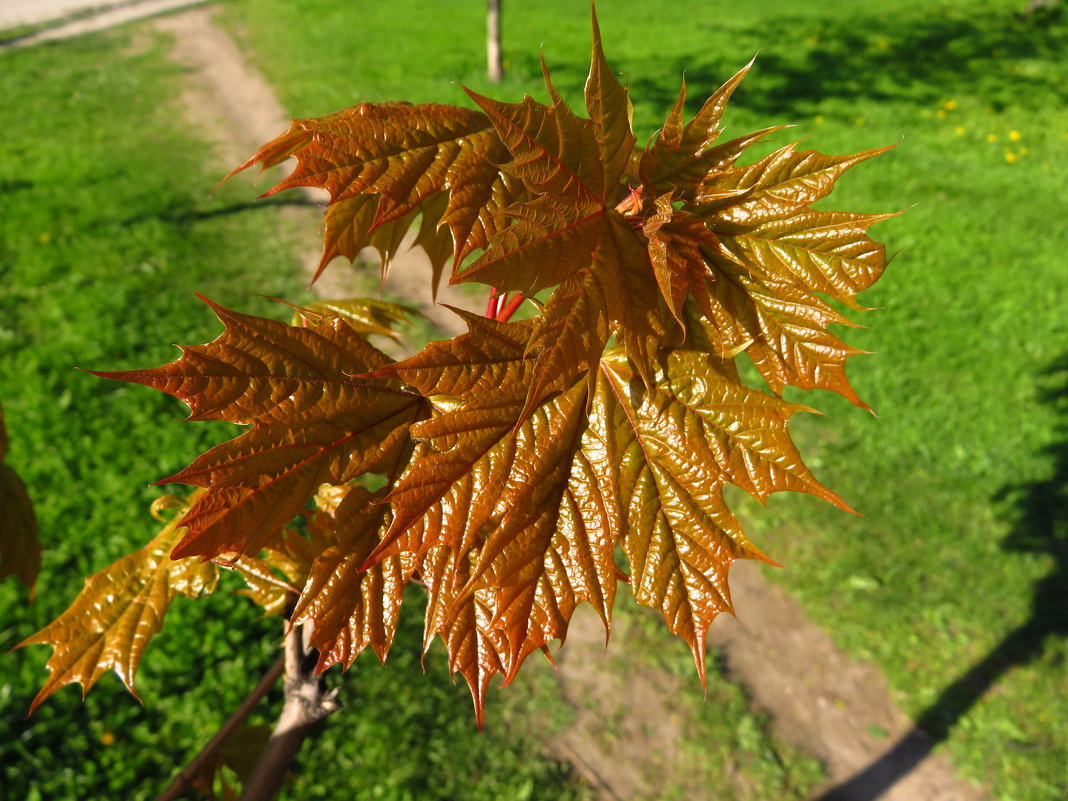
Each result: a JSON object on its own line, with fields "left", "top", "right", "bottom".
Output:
{"left": 487, "top": 0, "right": 503, "bottom": 82}
{"left": 238, "top": 624, "right": 340, "bottom": 801}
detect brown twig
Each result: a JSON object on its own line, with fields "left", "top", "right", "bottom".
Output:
{"left": 237, "top": 624, "right": 340, "bottom": 801}
{"left": 154, "top": 653, "right": 286, "bottom": 801}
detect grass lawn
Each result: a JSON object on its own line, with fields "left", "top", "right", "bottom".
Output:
{"left": 222, "top": 0, "right": 1068, "bottom": 799}
{"left": 0, "top": 29, "right": 290, "bottom": 801}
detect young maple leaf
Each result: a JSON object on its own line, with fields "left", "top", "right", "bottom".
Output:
{"left": 29, "top": 7, "right": 893, "bottom": 722}
{"left": 227, "top": 101, "right": 523, "bottom": 289}
{"left": 375, "top": 311, "right": 846, "bottom": 689}
{"left": 379, "top": 318, "right": 613, "bottom": 683}
{"left": 18, "top": 492, "right": 217, "bottom": 712}
{"left": 90, "top": 297, "right": 428, "bottom": 559}
{"left": 290, "top": 483, "right": 420, "bottom": 672}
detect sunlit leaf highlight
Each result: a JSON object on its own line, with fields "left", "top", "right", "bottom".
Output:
{"left": 28, "top": 7, "right": 893, "bottom": 722}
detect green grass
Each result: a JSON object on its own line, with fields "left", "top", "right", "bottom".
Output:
{"left": 0, "top": 28, "right": 590, "bottom": 801}
{"left": 0, "top": 29, "right": 298, "bottom": 801}
{"left": 221, "top": 1, "right": 1068, "bottom": 799}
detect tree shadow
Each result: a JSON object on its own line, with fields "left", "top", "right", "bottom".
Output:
{"left": 812, "top": 354, "right": 1068, "bottom": 800}
{"left": 599, "top": 3, "right": 1066, "bottom": 127}
{"left": 109, "top": 195, "right": 322, "bottom": 231}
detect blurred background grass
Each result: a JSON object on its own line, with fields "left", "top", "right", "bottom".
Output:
{"left": 2, "top": 0, "right": 1066, "bottom": 799}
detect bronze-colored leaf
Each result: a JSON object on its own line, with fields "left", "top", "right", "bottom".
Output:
{"left": 0, "top": 402, "right": 40, "bottom": 596}
{"left": 227, "top": 554, "right": 296, "bottom": 617}
{"left": 591, "top": 349, "right": 845, "bottom": 676}
{"left": 229, "top": 102, "right": 521, "bottom": 282}
{"left": 226, "top": 526, "right": 324, "bottom": 617}
{"left": 95, "top": 299, "right": 426, "bottom": 559}
{"left": 370, "top": 313, "right": 535, "bottom": 549}
{"left": 20, "top": 493, "right": 217, "bottom": 712}
{"left": 291, "top": 487, "right": 416, "bottom": 670}
{"left": 420, "top": 545, "right": 507, "bottom": 727}
{"left": 0, "top": 464, "right": 39, "bottom": 597}
{"left": 96, "top": 6, "right": 894, "bottom": 718}
{"left": 585, "top": 8, "right": 636, "bottom": 194}
{"left": 91, "top": 296, "right": 393, "bottom": 425}
{"left": 639, "top": 59, "right": 757, "bottom": 195}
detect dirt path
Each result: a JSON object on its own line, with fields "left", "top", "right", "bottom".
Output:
{"left": 0, "top": 0, "right": 209, "bottom": 46}
{"left": 150, "top": 7, "right": 480, "bottom": 333}
{"left": 56, "top": 6, "right": 993, "bottom": 800}
{"left": 709, "top": 562, "right": 988, "bottom": 801}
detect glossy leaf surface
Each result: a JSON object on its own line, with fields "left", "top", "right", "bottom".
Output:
{"left": 20, "top": 494, "right": 217, "bottom": 712}
{"left": 92, "top": 297, "right": 427, "bottom": 559}
{"left": 32, "top": 8, "right": 892, "bottom": 721}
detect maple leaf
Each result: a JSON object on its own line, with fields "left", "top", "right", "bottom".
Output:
{"left": 687, "top": 143, "right": 895, "bottom": 406}
{"left": 418, "top": 544, "right": 508, "bottom": 728}
{"left": 590, "top": 349, "right": 849, "bottom": 676}
{"left": 91, "top": 297, "right": 428, "bottom": 559}
{"left": 366, "top": 306, "right": 845, "bottom": 712}
{"left": 225, "top": 524, "right": 324, "bottom": 617}
{"left": 47, "top": 7, "right": 893, "bottom": 722}
{"left": 19, "top": 492, "right": 217, "bottom": 712}
{"left": 229, "top": 102, "right": 523, "bottom": 288}
{"left": 290, "top": 483, "right": 419, "bottom": 671}
{"left": 363, "top": 315, "right": 618, "bottom": 704}
{"left": 454, "top": 21, "right": 667, "bottom": 403}
{"left": 291, "top": 297, "right": 424, "bottom": 339}
{"left": 384, "top": 323, "right": 843, "bottom": 691}
{"left": 0, "top": 401, "right": 40, "bottom": 596}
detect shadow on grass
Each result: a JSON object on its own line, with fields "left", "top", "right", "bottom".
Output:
{"left": 813, "top": 355, "right": 1068, "bottom": 800}
{"left": 112, "top": 196, "right": 321, "bottom": 230}
{"left": 573, "top": 3, "right": 1067, "bottom": 125}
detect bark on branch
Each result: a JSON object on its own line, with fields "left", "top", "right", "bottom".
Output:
{"left": 238, "top": 623, "right": 340, "bottom": 801}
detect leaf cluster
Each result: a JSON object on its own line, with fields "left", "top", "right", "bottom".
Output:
{"left": 24, "top": 9, "right": 891, "bottom": 722}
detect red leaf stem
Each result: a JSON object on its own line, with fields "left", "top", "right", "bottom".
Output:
{"left": 497, "top": 294, "right": 525, "bottom": 322}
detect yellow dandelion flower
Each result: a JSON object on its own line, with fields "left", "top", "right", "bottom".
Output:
{"left": 987, "top": 133, "right": 998, "bottom": 143}
{"left": 39, "top": 232, "right": 51, "bottom": 244}
{"left": 943, "top": 100, "right": 958, "bottom": 110}
{"left": 814, "top": 114, "right": 825, "bottom": 124}
{"left": 936, "top": 109, "right": 947, "bottom": 119}
{"left": 954, "top": 126, "right": 965, "bottom": 136}
{"left": 100, "top": 732, "right": 116, "bottom": 746}
{"left": 1005, "top": 152, "right": 1017, "bottom": 163}
{"left": 1009, "top": 130, "right": 1021, "bottom": 141}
